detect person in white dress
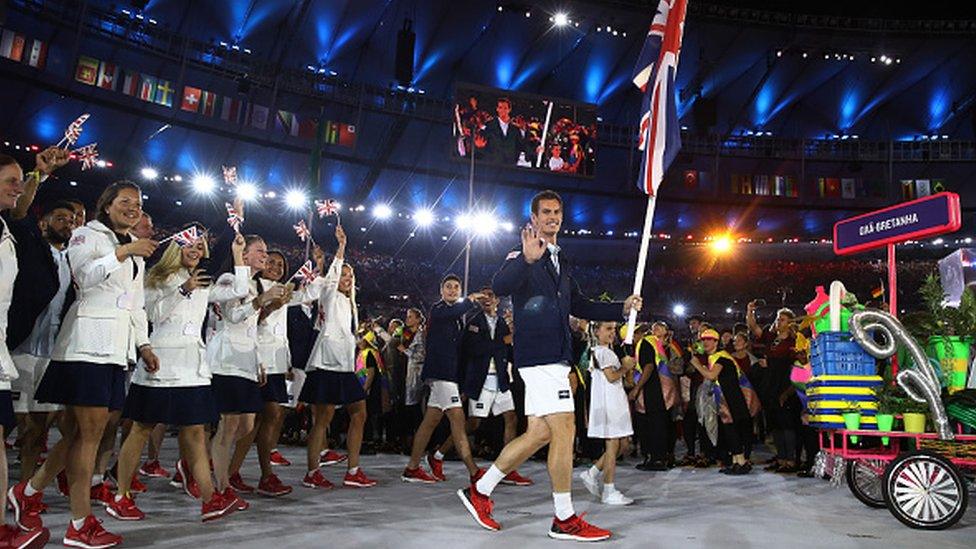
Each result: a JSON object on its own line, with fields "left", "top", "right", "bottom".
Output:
{"left": 579, "top": 321, "right": 636, "bottom": 506}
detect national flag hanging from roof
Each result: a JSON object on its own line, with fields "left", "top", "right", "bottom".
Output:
{"left": 632, "top": 0, "right": 688, "bottom": 196}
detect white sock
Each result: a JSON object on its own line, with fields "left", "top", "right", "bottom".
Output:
{"left": 24, "top": 482, "right": 39, "bottom": 497}
{"left": 433, "top": 450, "right": 445, "bottom": 461}
{"left": 474, "top": 465, "right": 505, "bottom": 497}
{"left": 603, "top": 483, "right": 615, "bottom": 495}
{"left": 553, "top": 492, "right": 575, "bottom": 520}
{"left": 348, "top": 466, "right": 360, "bottom": 475}
{"left": 114, "top": 493, "right": 124, "bottom": 503}
{"left": 71, "top": 517, "right": 86, "bottom": 529}
{"left": 320, "top": 448, "right": 329, "bottom": 456}
{"left": 91, "top": 474, "right": 103, "bottom": 487}
{"left": 588, "top": 465, "right": 601, "bottom": 478}
{"left": 271, "top": 448, "right": 279, "bottom": 453}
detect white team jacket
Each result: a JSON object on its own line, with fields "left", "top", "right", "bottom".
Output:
{"left": 305, "top": 257, "right": 357, "bottom": 373}
{"left": 0, "top": 216, "right": 19, "bottom": 389}
{"left": 256, "top": 276, "right": 326, "bottom": 376}
{"left": 132, "top": 270, "right": 211, "bottom": 387}
{"left": 50, "top": 220, "right": 149, "bottom": 367}
{"left": 206, "top": 266, "right": 260, "bottom": 381}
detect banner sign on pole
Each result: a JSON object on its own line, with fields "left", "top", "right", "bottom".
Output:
{"left": 833, "top": 192, "right": 961, "bottom": 255}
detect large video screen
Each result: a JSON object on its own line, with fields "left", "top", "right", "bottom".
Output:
{"left": 452, "top": 83, "right": 597, "bottom": 177}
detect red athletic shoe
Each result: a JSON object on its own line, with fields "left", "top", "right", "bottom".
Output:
{"left": 177, "top": 460, "right": 201, "bottom": 499}
{"left": 427, "top": 454, "right": 446, "bottom": 481}
{"left": 228, "top": 472, "right": 255, "bottom": 494}
{"left": 7, "top": 480, "right": 45, "bottom": 531}
{"left": 105, "top": 493, "right": 145, "bottom": 521}
{"left": 470, "top": 468, "right": 487, "bottom": 484}
{"left": 343, "top": 469, "right": 377, "bottom": 488}
{"left": 56, "top": 472, "right": 70, "bottom": 497}
{"left": 138, "top": 459, "right": 170, "bottom": 478}
{"left": 130, "top": 474, "right": 148, "bottom": 494}
{"left": 401, "top": 466, "right": 438, "bottom": 484}
{"left": 548, "top": 513, "right": 612, "bottom": 541}
{"left": 222, "top": 487, "right": 249, "bottom": 511}
{"left": 269, "top": 449, "right": 291, "bottom": 466}
{"left": 0, "top": 523, "right": 49, "bottom": 549}
{"left": 169, "top": 463, "right": 183, "bottom": 489}
{"left": 64, "top": 515, "right": 122, "bottom": 549}
{"left": 319, "top": 450, "right": 347, "bottom": 466}
{"left": 257, "top": 474, "right": 293, "bottom": 497}
{"left": 501, "top": 470, "right": 534, "bottom": 486}
{"left": 90, "top": 483, "right": 113, "bottom": 508}
{"left": 302, "top": 469, "right": 335, "bottom": 490}
{"left": 201, "top": 492, "right": 237, "bottom": 522}
{"left": 457, "top": 486, "right": 500, "bottom": 531}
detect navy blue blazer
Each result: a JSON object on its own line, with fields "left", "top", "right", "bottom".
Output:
{"left": 460, "top": 311, "right": 511, "bottom": 398}
{"left": 492, "top": 246, "right": 623, "bottom": 368}
{"left": 421, "top": 298, "right": 481, "bottom": 383}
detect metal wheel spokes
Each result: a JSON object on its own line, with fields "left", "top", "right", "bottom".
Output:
{"left": 891, "top": 459, "right": 962, "bottom": 524}
{"left": 853, "top": 460, "right": 885, "bottom": 503}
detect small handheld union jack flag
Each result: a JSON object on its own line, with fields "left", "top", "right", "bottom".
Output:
{"left": 314, "top": 199, "right": 340, "bottom": 218}
{"left": 74, "top": 143, "right": 100, "bottom": 171}
{"left": 225, "top": 202, "right": 243, "bottom": 232}
{"left": 172, "top": 226, "right": 200, "bottom": 248}
{"left": 293, "top": 220, "right": 311, "bottom": 241}
{"left": 60, "top": 114, "right": 90, "bottom": 148}
{"left": 222, "top": 165, "right": 238, "bottom": 186}
{"left": 291, "top": 260, "right": 316, "bottom": 284}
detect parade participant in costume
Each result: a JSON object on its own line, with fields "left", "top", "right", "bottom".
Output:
{"left": 631, "top": 321, "right": 681, "bottom": 471}
{"left": 207, "top": 232, "right": 286, "bottom": 510}
{"left": 0, "top": 152, "right": 57, "bottom": 549}
{"left": 401, "top": 276, "right": 484, "bottom": 484}
{"left": 301, "top": 225, "right": 377, "bottom": 489}
{"left": 11, "top": 181, "right": 159, "bottom": 548}
{"left": 228, "top": 248, "right": 326, "bottom": 497}
{"left": 108, "top": 230, "right": 238, "bottom": 522}
{"left": 579, "top": 321, "right": 635, "bottom": 505}
{"left": 690, "top": 329, "right": 756, "bottom": 475}
{"left": 431, "top": 287, "right": 533, "bottom": 486}
{"left": 459, "top": 190, "right": 641, "bottom": 541}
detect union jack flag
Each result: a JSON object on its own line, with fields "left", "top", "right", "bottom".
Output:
{"left": 63, "top": 114, "right": 90, "bottom": 147}
{"left": 222, "top": 165, "right": 238, "bottom": 186}
{"left": 225, "top": 202, "right": 243, "bottom": 232}
{"left": 633, "top": 0, "right": 687, "bottom": 196}
{"left": 74, "top": 143, "right": 99, "bottom": 171}
{"left": 291, "top": 260, "right": 316, "bottom": 284}
{"left": 293, "top": 220, "right": 311, "bottom": 241}
{"left": 315, "top": 198, "right": 339, "bottom": 218}
{"left": 172, "top": 226, "right": 200, "bottom": 248}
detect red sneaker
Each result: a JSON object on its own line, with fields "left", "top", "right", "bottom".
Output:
{"left": 222, "top": 487, "right": 249, "bottom": 511}
{"left": 228, "top": 472, "right": 255, "bottom": 494}
{"left": 470, "top": 468, "right": 487, "bottom": 484}
{"left": 302, "top": 469, "right": 335, "bottom": 490}
{"left": 105, "top": 493, "right": 145, "bottom": 521}
{"left": 130, "top": 474, "right": 148, "bottom": 494}
{"left": 169, "top": 461, "right": 184, "bottom": 489}
{"left": 427, "top": 454, "right": 446, "bottom": 481}
{"left": 401, "top": 466, "right": 438, "bottom": 484}
{"left": 56, "top": 472, "right": 70, "bottom": 497}
{"left": 201, "top": 492, "right": 237, "bottom": 523}
{"left": 343, "top": 469, "right": 377, "bottom": 488}
{"left": 7, "top": 480, "right": 45, "bottom": 531}
{"left": 63, "top": 515, "right": 122, "bottom": 549}
{"left": 269, "top": 449, "right": 291, "bottom": 466}
{"left": 319, "top": 450, "right": 347, "bottom": 466}
{"left": 257, "top": 474, "right": 293, "bottom": 497}
{"left": 457, "top": 486, "right": 500, "bottom": 531}
{"left": 0, "top": 523, "right": 49, "bottom": 549}
{"left": 501, "top": 470, "right": 534, "bottom": 486}
{"left": 548, "top": 513, "right": 612, "bottom": 541}
{"left": 90, "top": 483, "right": 113, "bottom": 508}
{"left": 138, "top": 459, "right": 170, "bottom": 478}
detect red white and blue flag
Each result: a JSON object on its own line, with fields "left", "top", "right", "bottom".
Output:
{"left": 292, "top": 260, "right": 316, "bottom": 284}
{"left": 225, "top": 202, "right": 243, "bottom": 232}
{"left": 222, "top": 165, "right": 238, "bottom": 186}
{"left": 63, "top": 113, "right": 90, "bottom": 147}
{"left": 633, "top": 0, "right": 687, "bottom": 196}
{"left": 315, "top": 198, "right": 339, "bottom": 218}
{"left": 293, "top": 220, "right": 311, "bottom": 241}
{"left": 73, "top": 143, "right": 99, "bottom": 171}
{"left": 172, "top": 226, "right": 200, "bottom": 248}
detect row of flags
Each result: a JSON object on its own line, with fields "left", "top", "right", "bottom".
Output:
{"left": 901, "top": 179, "right": 947, "bottom": 200}
{"left": 816, "top": 177, "right": 887, "bottom": 199}
{"left": 0, "top": 27, "right": 48, "bottom": 69}
{"left": 75, "top": 55, "right": 177, "bottom": 107}
{"left": 732, "top": 174, "right": 799, "bottom": 198}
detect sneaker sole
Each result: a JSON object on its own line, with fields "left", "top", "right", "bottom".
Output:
{"left": 14, "top": 527, "right": 49, "bottom": 549}
{"left": 456, "top": 489, "right": 500, "bottom": 532}
{"left": 202, "top": 502, "right": 238, "bottom": 522}
{"left": 547, "top": 531, "right": 611, "bottom": 542}
{"left": 104, "top": 507, "right": 145, "bottom": 521}
{"left": 256, "top": 489, "right": 293, "bottom": 497}
{"left": 319, "top": 460, "right": 347, "bottom": 466}
{"left": 270, "top": 462, "right": 291, "bottom": 466}
{"left": 139, "top": 471, "right": 169, "bottom": 478}
{"left": 343, "top": 481, "right": 377, "bottom": 488}
{"left": 302, "top": 482, "right": 334, "bottom": 490}
{"left": 63, "top": 536, "right": 121, "bottom": 549}
{"left": 400, "top": 476, "right": 437, "bottom": 484}
{"left": 499, "top": 480, "right": 533, "bottom": 486}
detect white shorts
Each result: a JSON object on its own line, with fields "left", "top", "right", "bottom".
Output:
{"left": 520, "top": 364, "right": 574, "bottom": 417}
{"left": 426, "top": 380, "right": 462, "bottom": 410}
{"left": 11, "top": 353, "right": 62, "bottom": 414}
{"left": 468, "top": 388, "right": 515, "bottom": 418}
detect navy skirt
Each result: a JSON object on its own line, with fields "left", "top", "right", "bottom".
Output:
{"left": 35, "top": 361, "right": 127, "bottom": 410}
{"left": 211, "top": 374, "right": 263, "bottom": 414}
{"left": 300, "top": 370, "right": 365, "bottom": 406}
{"left": 260, "top": 373, "right": 288, "bottom": 404}
{"left": 0, "top": 390, "right": 15, "bottom": 434}
{"left": 122, "top": 384, "right": 218, "bottom": 426}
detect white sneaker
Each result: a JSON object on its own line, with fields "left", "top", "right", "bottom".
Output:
{"left": 602, "top": 490, "right": 634, "bottom": 506}
{"left": 579, "top": 469, "right": 601, "bottom": 497}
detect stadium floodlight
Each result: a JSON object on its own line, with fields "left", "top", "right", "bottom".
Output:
{"left": 672, "top": 304, "right": 687, "bottom": 317}
{"left": 553, "top": 12, "right": 569, "bottom": 27}
{"left": 473, "top": 212, "right": 498, "bottom": 236}
{"left": 140, "top": 167, "right": 159, "bottom": 181}
{"left": 191, "top": 173, "right": 216, "bottom": 194}
{"left": 372, "top": 204, "right": 393, "bottom": 220}
{"left": 711, "top": 234, "right": 733, "bottom": 254}
{"left": 413, "top": 208, "right": 435, "bottom": 227}
{"left": 284, "top": 189, "right": 308, "bottom": 210}
{"left": 236, "top": 182, "right": 259, "bottom": 202}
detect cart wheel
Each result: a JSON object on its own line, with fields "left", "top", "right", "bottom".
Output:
{"left": 846, "top": 459, "right": 887, "bottom": 508}
{"left": 881, "top": 450, "right": 969, "bottom": 530}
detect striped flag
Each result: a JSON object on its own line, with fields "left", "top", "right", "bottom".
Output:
{"left": 172, "top": 226, "right": 201, "bottom": 248}
{"left": 120, "top": 70, "right": 139, "bottom": 96}
{"left": 315, "top": 198, "right": 339, "bottom": 218}
{"left": 25, "top": 38, "right": 47, "bottom": 69}
{"left": 0, "top": 29, "right": 26, "bottom": 62}
{"left": 293, "top": 220, "right": 311, "bottom": 241}
{"left": 225, "top": 202, "right": 243, "bottom": 232}
{"left": 97, "top": 61, "right": 119, "bottom": 91}
{"left": 291, "top": 260, "right": 316, "bottom": 284}
{"left": 139, "top": 75, "right": 156, "bottom": 102}
{"left": 633, "top": 0, "right": 687, "bottom": 196}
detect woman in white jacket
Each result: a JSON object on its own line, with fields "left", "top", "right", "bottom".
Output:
{"left": 107, "top": 229, "right": 237, "bottom": 523}
{"left": 206, "top": 233, "right": 285, "bottom": 510}
{"left": 28, "top": 181, "right": 159, "bottom": 548}
{"left": 300, "top": 225, "right": 377, "bottom": 489}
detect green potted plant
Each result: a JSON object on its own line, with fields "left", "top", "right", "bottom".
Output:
{"left": 840, "top": 401, "right": 862, "bottom": 443}
{"left": 908, "top": 272, "right": 976, "bottom": 394}
{"left": 898, "top": 396, "right": 929, "bottom": 434}
{"left": 874, "top": 384, "right": 898, "bottom": 444}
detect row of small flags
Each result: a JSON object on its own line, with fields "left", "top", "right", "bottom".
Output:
{"left": 74, "top": 54, "right": 356, "bottom": 147}
{"left": 0, "top": 27, "right": 48, "bottom": 69}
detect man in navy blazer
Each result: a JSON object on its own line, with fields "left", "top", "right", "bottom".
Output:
{"left": 459, "top": 190, "right": 642, "bottom": 541}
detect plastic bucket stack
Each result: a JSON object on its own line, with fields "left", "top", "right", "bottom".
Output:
{"left": 807, "top": 331, "right": 881, "bottom": 430}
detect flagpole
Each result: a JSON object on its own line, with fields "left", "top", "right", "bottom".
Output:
{"left": 624, "top": 194, "right": 657, "bottom": 344}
